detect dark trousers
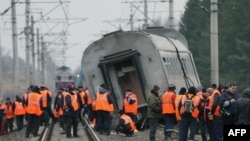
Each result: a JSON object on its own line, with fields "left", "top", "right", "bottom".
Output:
{"left": 126, "top": 113, "right": 137, "bottom": 123}
{"left": 163, "top": 114, "right": 176, "bottom": 137}
{"left": 149, "top": 118, "right": 159, "bottom": 141}
{"left": 199, "top": 117, "right": 208, "bottom": 141}
{"left": 41, "top": 110, "right": 49, "bottom": 126}
{"left": 212, "top": 116, "right": 223, "bottom": 141}
{"left": 72, "top": 116, "right": 78, "bottom": 135}
{"left": 64, "top": 116, "right": 73, "bottom": 136}
{"left": 16, "top": 115, "right": 24, "bottom": 130}
{"left": 95, "top": 110, "right": 111, "bottom": 134}
{"left": 6, "top": 118, "right": 14, "bottom": 132}
{"left": 178, "top": 116, "right": 198, "bottom": 141}
{"left": 25, "top": 114, "right": 40, "bottom": 136}
{"left": 64, "top": 116, "right": 78, "bottom": 136}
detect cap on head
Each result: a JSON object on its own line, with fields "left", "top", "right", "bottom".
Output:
{"left": 168, "top": 84, "right": 176, "bottom": 90}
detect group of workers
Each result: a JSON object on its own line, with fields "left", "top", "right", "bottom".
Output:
{"left": 147, "top": 83, "right": 250, "bottom": 141}
{"left": 0, "top": 85, "right": 53, "bottom": 137}
{"left": 52, "top": 83, "right": 138, "bottom": 137}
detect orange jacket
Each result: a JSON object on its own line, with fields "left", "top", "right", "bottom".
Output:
{"left": 40, "top": 90, "right": 48, "bottom": 108}
{"left": 162, "top": 91, "right": 176, "bottom": 114}
{"left": 80, "top": 90, "right": 92, "bottom": 105}
{"left": 175, "top": 95, "right": 184, "bottom": 120}
{"left": 180, "top": 93, "right": 200, "bottom": 118}
{"left": 63, "top": 92, "right": 79, "bottom": 111}
{"left": 120, "top": 114, "right": 136, "bottom": 132}
{"left": 14, "top": 101, "right": 26, "bottom": 116}
{"left": 123, "top": 93, "right": 138, "bottom": 114}
{"left": 95, "top": 92, "right": 110, "bottom": 111}
{"left": 5, "top": 104, "right": 14, "bottom": 119}
{"left": 207, "top": 89, "right": 221, "bottom": 118}
{"left": 26, "top": 92, "right": 43, "bottom": 116}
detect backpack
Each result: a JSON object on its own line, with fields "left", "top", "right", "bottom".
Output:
{"left": 183, "top": 94, "right": 195, "bottom": 114}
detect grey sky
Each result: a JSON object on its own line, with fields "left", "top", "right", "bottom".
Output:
{"left": 0, "top": 0, "right": 187, "bottom": 71}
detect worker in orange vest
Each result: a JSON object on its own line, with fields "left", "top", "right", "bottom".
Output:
{"left": 63, "top": 87, "right": 80, "bottom": 138}
{"left": 23, "top": 85, "right": 33, "bottom": 122}
{"left": 122, "top": 89, "right": 138, "bottom": 123}
{"left": 5, "top": 97, "right": 14, "bottom": 133}
{"left": 40, "top": 85, "right": 52, "bottom": 126}
{"left": 53, "top": 88, "right": 64, "bottom": 133}
{"left": 116, "top": 110, "right": 136, "bottom": 137}
{"left": 94, "top": 83, "right": 114, "bottom": 135}
{"left": 25, "top": 85, "right": 43, "bottom": 138}
{"left": 79, "top": 86, "right": 92, "bottom": 119}
{"left": 161, "top": 84, "right": 177, "bottom": 140}
{"left": 13, "top": 95, "right": 26, "bottom": 130}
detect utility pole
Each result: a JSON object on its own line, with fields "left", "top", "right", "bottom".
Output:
{"left": 41, "top": 36, "right": 45, "bottom": 84}
{"left": 25, "top": 0, "right": 31, "bottom": 86}
{"left": 168, "top": 0, "right": 174, "bottom": 29}
{"left": 31, "top": 15, "right": 35, "bottom": 85}
{"left": 129, "top": 3, "right": 134, "bottom": 31}
{"left": 210, "top": 0, "right": 219, "bottom": 85}
{"left": 36, "top": 28, "right": 40, "bottom": 84}
{"left": 143, "top": 0, "right": 149, "bottom": 29}
{"left": 11, "top": 0, "right": 19, "bottom": 95}
{"left": 0, "top": 28, "right": 3, "bottom": 98}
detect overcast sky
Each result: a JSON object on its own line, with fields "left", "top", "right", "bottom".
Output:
{"left": 0, "top": 0, "right": 188, "bottom": 72}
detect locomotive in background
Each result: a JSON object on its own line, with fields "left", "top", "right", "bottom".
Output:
{"left": 81, "top": 27, "right": 201, "bottom": 124}
{"left": 55, "top": 66, "right": 74, "bottom": 89}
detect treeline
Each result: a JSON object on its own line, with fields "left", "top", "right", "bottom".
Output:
{"left": 179, "top": 0, "right": 250, "bottom": 91}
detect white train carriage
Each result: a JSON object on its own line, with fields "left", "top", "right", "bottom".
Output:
{"left": 81, "top": 27, "right": 200, "bottom": 112}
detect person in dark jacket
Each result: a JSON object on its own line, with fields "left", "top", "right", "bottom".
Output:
{"left": 147, "top": 85, "right": 162, "bottom": 141}
{"left": 219, "top": 83, "right": 238, "bottom": 125}
{"left": 236, "top": 88, "right": 250, "bottom": 125}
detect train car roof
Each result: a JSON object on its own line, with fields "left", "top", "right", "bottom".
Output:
{"left": 83, "top": 29, "right": 190, "bottom": 56}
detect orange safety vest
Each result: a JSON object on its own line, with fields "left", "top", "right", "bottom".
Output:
{"left": 162, "top": 91, "right": 176, "bottom": 114}
{"left": 95, "top": 92, "right": 110, "bottom": 111}
{"left": 40, "top": 90, "right": 48, "bottom": 108}
{"left": 208, "top": 89, "right": 221, "bottom": 118}
{"left": 92, "top": 99, "right": 96, "bottom": 111}
{"left": 123, "top": 93, "right": 138, "bottom": 114}
{"left": 26, "top": 92, "right": 43, "bottom": 116}
{"left": 180, "top": 93, "right": 200, "bottom": 118}
{"left": 5, "top": 104, "right": 14, "bottom": 119}
{"left": 120, "top": 114, "right": 136, "bottom": 132}
{"left": 80, "top": 90, "right": 92, "bottom": 105}
{"left": 0, "top": 104, "right": 6, "bottom": 117}
{"left": 71, "top": 93, "right": 79, "bottom": 111}
{"left": 14, "top": 101, "right": 26, "bottom": 116}
{"left": 63, "top": 92, "right": 79, "bottom": 111}
{"left": 175, "top": 94, "right": 184, "bottom": 121}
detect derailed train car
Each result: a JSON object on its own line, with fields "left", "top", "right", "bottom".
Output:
{"left": 81, "top": 27, "right": 200, "bottom": 117}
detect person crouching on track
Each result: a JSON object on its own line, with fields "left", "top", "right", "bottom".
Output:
{"left": 116, "top": 110, "right": 136, "bottom": 137}
{"left": 62, "top": 87, "right": 80, "bottom": 138}
{"left": 25, "top": 85, "right": 43, "bottom": 137}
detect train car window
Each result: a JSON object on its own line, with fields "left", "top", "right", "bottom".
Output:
{"left": 57, "top": 76, "right": 61, "bottom": 81}
{"left": 162, "top": 57, "right": 166, "bottom": 62}
{"left": 68, "top": 76, "right": 73, "bottom": 80}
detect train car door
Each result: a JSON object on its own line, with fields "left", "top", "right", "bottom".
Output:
{"left": 98, "top": 49, "right": 146, "bottom": 108}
